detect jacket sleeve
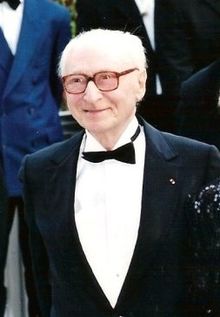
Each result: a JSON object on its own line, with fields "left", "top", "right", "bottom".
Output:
{"left": 19, "top": 156, "right": 51, "bottom": 317}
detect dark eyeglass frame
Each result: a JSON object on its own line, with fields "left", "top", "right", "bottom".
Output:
{"left": 62, "top": 68, "right": 139, "bottom": 94}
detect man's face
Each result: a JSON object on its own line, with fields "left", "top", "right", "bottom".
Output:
{"left": 63, "top": 46, "right": 146, "bottom": 141}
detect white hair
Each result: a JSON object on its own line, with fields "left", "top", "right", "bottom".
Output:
{"left": 58, "top": 28, "right": 147, "bottom": 77}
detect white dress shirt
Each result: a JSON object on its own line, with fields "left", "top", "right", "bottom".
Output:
{"left": 75, "top": 117, "right": 146, "bottom": 307}
{"left": 0, "top": 0, "right": 24, "bottom": 55}
{"left": 135, "top": 0, "right": 162, "bottom": 94}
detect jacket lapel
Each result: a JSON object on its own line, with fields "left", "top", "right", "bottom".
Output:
{"left": 44, "top": 132, "right": 114, "bottom": 310}
{"left": 116, "top": 121, "right": 181, "bottom": 307}
{"left": 5, "top": 0, "right": 42, "bottom": 96}
{"left": 44, "top": 133, "right": 83, "bottom": 236}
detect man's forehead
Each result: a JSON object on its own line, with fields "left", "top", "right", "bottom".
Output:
{"left": 65, "top": 45, "right": 132, "bottom": 74}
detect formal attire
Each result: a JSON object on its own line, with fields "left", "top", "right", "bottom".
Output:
{"left": 20, "top": 115, "right": 220, "bottom": 317}
{"left": 76, "top": 0, "right": 182, "bottom": 132}
{"left": 186, "top": 178, "right": 220, "bottom": 316}
{"left": 0, "top": 0, "right": 71, "bottom": 315}
{"left": 176, "top": 59, "right": 220, "bottom": 150}
{"left": 0, "top": 0, "right": 71, "bottom": 196}
{"left": 160, "top": 0, "right": 220, "bottom": 79}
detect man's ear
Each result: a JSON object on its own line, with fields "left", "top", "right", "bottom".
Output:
{"left": 136, "top": 69, "right": 147, "bottom": 102}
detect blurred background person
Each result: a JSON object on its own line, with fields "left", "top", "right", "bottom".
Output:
{"left": 176, "top": 59, "right": 220, "bottom": 150}
{"left": 76, "top": 0, "right": 220, "bottom": 134}
{"left": 166, "top": 0, "right": 220, "bottom": 76}
{"left": 76, "top": 0, "right": 183, "bottom": 133}
{"left": 0, "top": 0, "right": 71, "bottom": 315}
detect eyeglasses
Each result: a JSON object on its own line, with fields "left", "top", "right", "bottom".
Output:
{"left": 62, "top": 68, "right": 139, "bottom": 94}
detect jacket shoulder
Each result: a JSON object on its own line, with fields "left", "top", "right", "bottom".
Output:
{"left": 163, "top": 131, "right": 219, "bottom": 154}
{"left": 24, "top": 131, "right": 84, "bottom": 169}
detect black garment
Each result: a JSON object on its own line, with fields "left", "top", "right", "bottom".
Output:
{"left": 83, "top": 142, "right": 136, "bottom": 164}
{"left": 19, "top": 117, "right": 220, "bottom": 317}
{"left": 186, "top": 178, "right": 220, "bottom": 316}
{"left": 0, "top": 197, "right": 41, "bottom": 317}
{"left": 176, "top": 59, "right": 220, "bottom": 149}
{"left": 82, "top": 126, "right": 140, "bottom": 164}
{"left": 138, "top": 94, "right": 178, "bottom": 133}
{"left": 160, "top": 0, "right": 220, "bottom": 76}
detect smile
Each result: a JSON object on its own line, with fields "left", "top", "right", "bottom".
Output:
{"left": 84, "top": 108, "right": 109, "bottom": 113}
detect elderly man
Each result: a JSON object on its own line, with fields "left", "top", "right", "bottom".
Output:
{"left": 20, "top": 29, "right": 220, "bottom": 317}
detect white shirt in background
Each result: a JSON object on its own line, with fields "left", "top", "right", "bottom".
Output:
{"left": 0, "top": 0, "right": 24, "bottom": 55}
{"left": 135, "top": 0, "right": 162, "bottom": 94}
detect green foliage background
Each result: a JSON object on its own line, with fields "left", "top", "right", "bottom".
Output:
{"left": 56, "top": 0, "right": 77, "bottom": 35}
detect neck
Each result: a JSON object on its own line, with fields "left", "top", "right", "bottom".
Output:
{"left": 88, "top": 116, "right": 137, "bottom": 150}
{"left": 90, "top": 130, "right": 124, "bottom": 150}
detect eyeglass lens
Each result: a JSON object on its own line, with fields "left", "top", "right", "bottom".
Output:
{"left": 64, "top": 72, "right": 118, "bottom": 94}
{"left": 63, "top": 68, "right": 138, "bottom": 94}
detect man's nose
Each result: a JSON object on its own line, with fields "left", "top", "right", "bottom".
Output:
{"left": 83, "top": 80, "right": 102, "bottom": 102}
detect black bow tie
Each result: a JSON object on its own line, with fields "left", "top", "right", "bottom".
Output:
{"left": 0, "top": 0, "right": 20, "bottom": 9}
{"left": 82, "top": 126, "right": 140, "bottom": 164}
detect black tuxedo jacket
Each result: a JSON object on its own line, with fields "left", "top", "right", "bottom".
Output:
{"left": 176, "top": 59, "right": 220, "bottom": 150}
{"left": 20, "top": 117, "right": 220, "bottom": 317}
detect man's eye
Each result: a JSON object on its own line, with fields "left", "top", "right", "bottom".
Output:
{"left": 71, "top": 77, "right": 84, "bottom": 83}
{"left": 100, "top": 73, "right": 114, "bottom": 80}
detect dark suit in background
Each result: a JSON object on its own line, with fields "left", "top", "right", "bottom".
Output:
{"left": 76, "top": 0, "right": 183, "bottom": 132}
{"left": 160, "top": 0, "right": 220, "bottom": 84}
{"left": 187, "top": 177, "right": 220, "bottom": 315}
{"left": 176, "top": 59, "right": 220, "bottom": 150}
{"left": 20, "top": 117, "right": 220, "bottom": 317}
{"left": 0, "top": 0, "right": 71, "bottom": 315}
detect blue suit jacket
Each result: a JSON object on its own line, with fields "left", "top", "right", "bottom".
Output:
{"left": 20, "top": 117, "right": 220, "bottom": 317}
{"left": 0, "top": 0, "right": 71, "bottom": 196}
